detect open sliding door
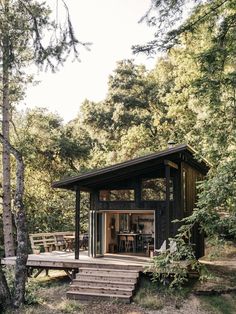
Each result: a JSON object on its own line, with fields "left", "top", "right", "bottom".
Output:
{"left": 95, "top": 212, "right": 104, "bottom": 257}
{"left": 89, "top": 210, "right": 104, "bottom": 257}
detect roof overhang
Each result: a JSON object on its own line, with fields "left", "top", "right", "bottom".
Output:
{"left": 52, "top": 144, "right": 211, "bottom": 191}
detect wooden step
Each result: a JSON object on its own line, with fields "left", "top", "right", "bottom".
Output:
{"left": 67, "top": 290, "right": 131, "bottom": 303}
{"left": 67, "top": 265, "right": 140, "bottom": 303}
{"left": 78, "top": 263, "right": 143, "bottom": 271}
{"left": 72, "top": 279, "right": 135, "bottom": 289}
{"left": 69, "top": 285, "right": 133, "bottom": 296}
{"left": 79, "top": 267, "right": 139, "bottom": 274}
{"left": 76, "top": 273, "right": 137, "bottom": 283}
{"left": 79, "top": 268, "right": 139, "bottom": 277}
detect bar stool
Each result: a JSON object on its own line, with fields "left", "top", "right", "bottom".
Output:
{"left": 119, "top": 235, "right": 126, "bottom": 252}
{"left": 126, "top": 235, "right": 135, "bottom": 252}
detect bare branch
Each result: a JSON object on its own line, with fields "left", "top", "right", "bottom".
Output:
{"left": 10, "top": 118, "right": 21, "bottom": 142}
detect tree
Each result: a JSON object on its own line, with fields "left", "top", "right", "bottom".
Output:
{"left": 0, "top": 133, "right": 26, "bottom": 308}
{"left": 12, "top": 108, "right": 91, "bottom": 234}
{"left": 0, "top": 0, "right": 87, "bottom": 258}
{"left": 79, "top": 59, "right": 177, "bottom": 166}
{"left": 133, "top": 0, "right": 234, "bottom": 53}
{"left": 134, "top": 0, "right": 236, "bottom": 232}
{"left": 0, "top": 0, "right": 87, "bottom": 308}
{"left": 0, "top": 266, "right": 11, "bottom": 311}
{"left": 134, "top": 0, "right": 236, "bottom": 285}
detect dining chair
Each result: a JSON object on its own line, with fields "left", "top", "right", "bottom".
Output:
{"left": 119, "top": 235, "right": 126, "bottom": 252}
{"left": 126, "top": 235, "right": 135, "bottom": 252}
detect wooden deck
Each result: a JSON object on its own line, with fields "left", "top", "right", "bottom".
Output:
{"left": 1, "top": 251, "right": 150, "bottom": 272}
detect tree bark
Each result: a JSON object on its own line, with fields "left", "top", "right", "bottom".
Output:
{"left": 0, "top": 265, "right": 11, "bottom": 311}
{"left": 0, "top": 134, "right": 28, "bottom": 308}
{"left": 2, "top": 0, "right": 15, "bottom": 257}
{"left": 13, "top": 213, "right": 28, "bottom": 307}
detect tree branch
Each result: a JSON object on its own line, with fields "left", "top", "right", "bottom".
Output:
{"left": 133, "top": 0, "right": 230, "bottom": 53}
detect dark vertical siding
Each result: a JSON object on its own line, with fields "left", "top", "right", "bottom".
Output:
{"left": 181, "top": 162, "right": 205, "bottom": 258}
{"left": 88, "top": 161, "right": 206, "bottom": 257}
{"left": 172, "top": 168, "right": 182, "bottom": 236}
{"left": 156, "top": 203, "right": 167, "bottom": 249}
{"left": 182, "top": 162, "right": 203, "bottom": 214}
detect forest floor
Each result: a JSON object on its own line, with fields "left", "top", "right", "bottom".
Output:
{"left": 6, "top": 242, "right": 236, "bottom": 314}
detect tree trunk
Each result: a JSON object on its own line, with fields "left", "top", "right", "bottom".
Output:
{"left": 0, "top": 265, "right": 11, "bottom": 311}
{"left": 13, "top": 149, "right": 28, "bottom": 308}
{"left": 2, "top": 0, "right": 15, "bottom": 257}
{"left": 0, "top": 134, "right": 28, "bottom": 308}
{"left": 13, "top": 208, "right": 28, "bottom": 308}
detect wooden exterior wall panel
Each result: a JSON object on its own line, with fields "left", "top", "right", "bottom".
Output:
{"left": 181, "top": 162, "right": 205, "bottom": 258}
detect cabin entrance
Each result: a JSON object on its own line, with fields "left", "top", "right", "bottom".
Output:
{"left": 103, "top": 211, "right": 154, "bottom": 257}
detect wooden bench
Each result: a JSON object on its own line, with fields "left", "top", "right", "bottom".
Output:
{"left": 29, "top": 231, "right": 75, "bottom": 253}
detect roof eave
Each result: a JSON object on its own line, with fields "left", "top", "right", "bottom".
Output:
{"left": 52, "top": 144, "right": 210, "bottom": 190}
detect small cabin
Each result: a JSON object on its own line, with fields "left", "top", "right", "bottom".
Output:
{"left": 52, "top": 144, "right": 210, "bottom": 260}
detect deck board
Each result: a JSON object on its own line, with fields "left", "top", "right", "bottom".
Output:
{"left": 1, "top": 251, "right": 150, "bottom": 271}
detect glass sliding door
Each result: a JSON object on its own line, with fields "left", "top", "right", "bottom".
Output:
{"left": 89, "top": 210, "right": 104, "bottom": 257}
{"left": 95, "top": 212, "right": 104, "bottom": 257}
{"left": 88, "top": 210, "right": 94, "bottom": 257}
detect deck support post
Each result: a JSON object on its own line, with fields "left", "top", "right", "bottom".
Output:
{"left": 165, "top": 164, "right": 170, "bottom": 246}
{"left": 75, "top": 187, "right": 80, "bottom": 259}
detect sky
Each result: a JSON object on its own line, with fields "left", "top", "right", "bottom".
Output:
{"left": 19, "top": 0, "right": 157, "bottom": 123}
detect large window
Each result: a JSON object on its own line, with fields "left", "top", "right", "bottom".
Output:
{"left": 142, "top": 178, "right": 173, "bottom": 201}
{"left": 99, "top": 189, "right": 135, "bottom": 201}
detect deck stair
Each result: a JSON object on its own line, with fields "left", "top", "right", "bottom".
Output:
{"left": 66, "top": 265, "right": 142, "bottom": 303}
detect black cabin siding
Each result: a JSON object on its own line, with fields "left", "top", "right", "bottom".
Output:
{"left": 181, "top": 162, "right": 205, "bottom": 258}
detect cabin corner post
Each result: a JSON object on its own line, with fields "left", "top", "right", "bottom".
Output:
{"left": 154, "top": 209, "right": 158, "bottom": 250}
{"left": 89, "top": 192, "right": 95, "bottom": 258}
{"left": 75, "top": 186, "right": 80, "bottom": 259}
{"left": 165, "top": 164, "right": 170, "bottom": 245}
